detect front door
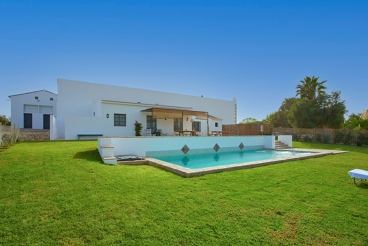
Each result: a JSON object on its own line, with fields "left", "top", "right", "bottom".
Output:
{"left": 24, "top": 113, "right": 32, "bottom": 128}
{"left": 43, "top": 114, "right": 50, "bottom": 129}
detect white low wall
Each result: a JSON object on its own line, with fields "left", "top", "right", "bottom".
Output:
{"left": 98, "top": 136, "right": 275, "bottom": 157}
{"left": 50, "top": 116, "right": 58, "bottom": 140}
{"left": 278, "top": 135, "right": 292, "bottom": 147}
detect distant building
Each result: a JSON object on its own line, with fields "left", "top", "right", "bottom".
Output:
{"left": 8, "top": 90, "right": 57, "bottom": 130}
{"left": 361, "top": 109, "right": 368, "bottom": 120}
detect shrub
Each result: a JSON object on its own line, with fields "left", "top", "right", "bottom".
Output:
{"left": 134, "top": 121, "right": 142, "bottom": 136}
{"left": 356, "top": 132, "right": 368, "bottom": 146}
{"left": 323, "top": 135, "right": 331, "bottom": 144}
{"left": 333, "top": 131, "right": 344, "bottom": 144}
{"left": 292, "top": 133, "right": 299, "bottom": 141}
{"left": 342, "top": 131, "right": 354, "bottom": 145}
{"left": 316, "top": 134, "right": 322, "bottom": 143}
{"left": 303, "top": 134, "right": 312, "bottom": 142}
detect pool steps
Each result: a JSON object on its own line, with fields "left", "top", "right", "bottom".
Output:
{"left": 275, "top": 141, "right": 292, "bottom": 149}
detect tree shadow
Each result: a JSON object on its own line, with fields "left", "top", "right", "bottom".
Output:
{"left": 73, "top": 148, "right": 103, "bottom": 163}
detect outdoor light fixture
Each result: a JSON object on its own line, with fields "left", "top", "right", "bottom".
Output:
{"left": 186, "top": 117, "right": 188, "bottom": 121}
{"left": 106, "top": 114, "right": 109, "bottom": 118}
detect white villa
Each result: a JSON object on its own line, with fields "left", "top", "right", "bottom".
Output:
{"left": 8, "top": 79, "right": 296, "bottom": 176}
{"left": 10, "top": 79, "right": 237, "bottom": 140}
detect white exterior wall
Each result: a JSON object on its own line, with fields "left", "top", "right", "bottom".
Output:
{"left": 9, "top": 90, "right": 57, "bottom": 129}
{"left": 58, "top": 79, "right": 236, "bottom": 140}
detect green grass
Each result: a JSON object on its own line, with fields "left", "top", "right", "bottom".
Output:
{"left": 1, "top": 141, "right": 367, "bottom": 245}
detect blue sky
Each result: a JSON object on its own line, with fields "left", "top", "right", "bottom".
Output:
{"left": 1, "top": 0, "right": 367, "bottom": 122}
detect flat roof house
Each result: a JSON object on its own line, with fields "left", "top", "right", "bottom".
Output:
{"left": 57, "top": 79, "right": 237, "bottom": 140}
{"left": 9, "top": 79, "right": 237, "bottom": 140}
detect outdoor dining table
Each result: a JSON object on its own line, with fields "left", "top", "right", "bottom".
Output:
{"left": 211, "top": 131, "right": 222, "bottom": 136}
{"left": 175, "top": 130, "right": 197, "bottom": 136}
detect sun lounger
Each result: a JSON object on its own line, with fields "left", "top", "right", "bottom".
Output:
{"left": 348, "top": 169, "right": 368, "bottom": 185}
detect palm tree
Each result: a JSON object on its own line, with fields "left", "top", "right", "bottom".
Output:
{"left": 296, "top": 76, "right": 327, "bottom": 100}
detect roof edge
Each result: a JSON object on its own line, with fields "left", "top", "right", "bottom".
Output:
{"left": 8, "top": 89, "right": 57, "bottom": 98}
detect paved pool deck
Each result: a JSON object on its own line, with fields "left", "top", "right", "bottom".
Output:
{"left": 119, "top": 148, "right": 347, "bottom": 178}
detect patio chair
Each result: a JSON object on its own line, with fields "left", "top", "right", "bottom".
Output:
{"left": 144, "top": 129, "right": 152, "bottom": 136}
{"left": 152, "top": 128, "right": 162, "bottom": 136}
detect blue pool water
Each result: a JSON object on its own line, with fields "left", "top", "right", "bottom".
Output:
{"left": 154, "top": 149, "right": 314, "bottom": 169}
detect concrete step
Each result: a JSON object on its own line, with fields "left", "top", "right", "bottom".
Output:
{"left": 275, "top": 141, "right": 292, "bottom": 149}
{"left": 103, "top": 156, "right": 117, "bottom": 165}
{"left": 100, "top": 145, "right": 114, "bottom": 158}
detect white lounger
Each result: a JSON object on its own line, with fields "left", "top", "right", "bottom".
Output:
{"left": 348, "top": 169, "right": 368, "bottom": 185}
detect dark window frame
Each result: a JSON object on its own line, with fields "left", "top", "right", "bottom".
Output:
{"left": 174, "top": 118, "right": 182, "bottom": 131}
{"left": 192, "top": 121, "right": 201, "bottom": 132}
{"left": 114, "top": 113, "right": 126, "bottom": 126}
{"left": 146, "top": 115, "right": 157, "bottom": 130}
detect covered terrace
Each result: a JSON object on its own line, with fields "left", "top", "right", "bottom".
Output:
{"left": 141, "top": 107, "right": 222, "bottom": 136}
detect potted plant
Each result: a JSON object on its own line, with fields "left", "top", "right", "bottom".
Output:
{"left": 135, "top": 121, "right": 142, "bottom": 136}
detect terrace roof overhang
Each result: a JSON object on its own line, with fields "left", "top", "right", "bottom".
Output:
{"left": 101, "top": 100, "right": 222, "bottom": 121}
{"left": 140, "top": 107, "right": 222, "bottom": 121}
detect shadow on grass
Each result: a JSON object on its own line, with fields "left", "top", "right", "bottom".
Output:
{"left": 73, "top": 149, "right": 103, "bottom": 163}
{"left": 356, "top": 183, "right": 368, "bottom": 189}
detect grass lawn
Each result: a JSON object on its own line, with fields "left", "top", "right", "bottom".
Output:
{"left": 1, "top": 141, "right": 367, "bottom": 245}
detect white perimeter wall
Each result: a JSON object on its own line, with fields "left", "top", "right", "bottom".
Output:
{"left": 99, "top": 136, "right": 275, "bottom": 157}
{"left": 57, "top": 79, "right": 236, "bottom": 139}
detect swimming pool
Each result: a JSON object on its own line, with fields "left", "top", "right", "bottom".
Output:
{"left": 153, "top": 149, "right": 314, "bottom": 169}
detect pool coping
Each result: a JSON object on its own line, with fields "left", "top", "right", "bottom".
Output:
{"left": 118, "top": 148, "right": 347, "bottom": 178}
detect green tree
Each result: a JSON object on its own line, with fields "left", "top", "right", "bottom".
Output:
{"left": 275, "top": 98, "right": 298, "bottom": 127}
{"left": 288, "top": 99, "right": 319, "bottom": 128}
{"left": 345, "top": 113, "right": 368, "bottom": 130}
{"left": 239, "top": 117, "right": 261, "bottom": 124}
{"left": 322, "top": 91, "right": 347, "bottom": 128}
{"left": 265, "top": 98, "right": 298, "bottom": 127}
{"left": 296, "top": 76, "right": 327, "bottom": 100}
{"left": 288, "top": 91, "right": 346, "bottom": 129}
{"left": 262, "top": 112, "right": 276, "bottom": 125}
{"left": 0, "top": 115, "right": 11, "bottom": 126}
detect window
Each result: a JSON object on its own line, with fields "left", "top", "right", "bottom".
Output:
{"left": 215, "top": 122, "right": 218, "bottom": 127}
{"left": 192, "top": 122, "right": 201, "bottom": 131}
{"left": 114, "top": 114, "right": 126, "bottom": 126}
{"left": 50, "top": 98, "right": 53, "bottom": 101}
{"left": 35, "top": 96, "right": 38, "bottom": 100}
{"left": 174, "top": 118, "right": 182, "bottom": 131}
{"left": 146, "top": 116, "right": 157, "bottom": 131}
